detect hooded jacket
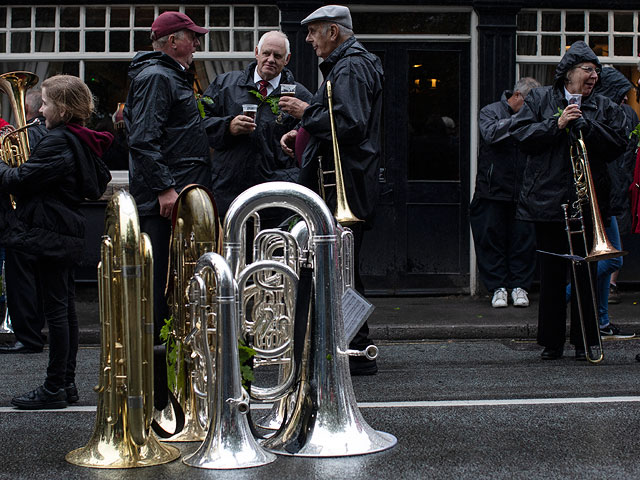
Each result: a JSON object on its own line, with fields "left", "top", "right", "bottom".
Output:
{"left": 125, "top": 51, "right": 211, "bottom": 216}
{"left": 593, "top": 67, "right": 637, "bottom": 228}
{"left": 473, "top": 91, "right": 528, "bottom": 201}
{"left": 298, "top": 36, "right": 384, "bottom": 223}
{"left": 510, "top": 41, "right": 627, "bottom": 222}
{"left": 202, "top": 62, "right": 312, "bottom": 217}
{"left": 0, "top": 124, "right": 112, "bottom": 262}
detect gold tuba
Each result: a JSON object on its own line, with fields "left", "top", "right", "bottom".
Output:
{"left": 154, "top": 185, "right": 220, "bottom": 442}
{"left": 66, "top": 191, "right": 180, "bottom": 468}
{"left": 0, "top": 71, "right": 40, "bottom": 208}
{"left": 318, "top": 80, "right": 363, "bottom": 226}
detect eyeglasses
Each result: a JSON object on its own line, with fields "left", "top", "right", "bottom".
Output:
{"left": 577, "top": 65, "right": 601, "bottom": 75}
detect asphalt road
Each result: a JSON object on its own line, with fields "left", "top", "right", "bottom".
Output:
{"left": 2, "top": 338, "right": 640, "bottom": 479}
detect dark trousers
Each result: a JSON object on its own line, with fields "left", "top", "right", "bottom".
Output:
{"left": 5, "top": 249, "right": 45, "bottom": 351}
{"left": 140, "top": 214, "right": 172, "bottom": 343}
{"left": 470, "top": 198, "right": 536, "bottom": 292}
{"left": 348, "top": 223, "right": 372, "bottom": 350}
{"left": 535, "top": 221, "right": 599, "bottom": 349}
{"left": 40, "top": 260, "right": 77, "bottom": 392}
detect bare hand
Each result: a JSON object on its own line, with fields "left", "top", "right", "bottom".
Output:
{"left": 279, "top": 97, "right": 309, "bottom": 120}
{"left": 229, "top": 114, "right": 256, "bottom": 135}
{"left": 280, "top": 130, "right": 297, "bottom": 158}
{"left": 558, "top": 104, "right": 582, "bottom": 130}
{"left": 158, "top": 187, "right": 178, "bottom": 218}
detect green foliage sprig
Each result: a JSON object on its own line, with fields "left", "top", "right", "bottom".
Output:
{"left": 248, "top": 89, "right": 280, "bottom": 115}
{"left": 159, "top": 316, "right": 177, "bottom": 392}
{"left": 196, "top": 95, "right": 214, "bottom": 118}
{"left": 629, "top": 122, "right": 640, "bottom": 147}
{"left": 554, "top": 107, "right": 570, "bottom": 133}
{"left": 238, "top": 339, "right": 257, "bottom": 389}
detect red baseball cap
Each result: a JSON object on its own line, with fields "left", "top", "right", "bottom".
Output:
{"left": 151, "top": 11, "right": 208, "bottom": 40}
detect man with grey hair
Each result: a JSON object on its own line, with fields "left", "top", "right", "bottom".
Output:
{"left": 470, "top": 77, "right": 540, "bottom": 309}
{"left": 202, "top": 30, "right": 312, "bottom": 219}
{"left": 279, "top": 5, "right": 384, "bottom": 375}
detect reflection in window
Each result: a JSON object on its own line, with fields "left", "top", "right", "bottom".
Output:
{"left": 407, "top": 51, "right": 460, "bottom": 181}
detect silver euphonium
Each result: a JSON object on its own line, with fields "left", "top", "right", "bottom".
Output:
{"left": 224, "top": 181, "right": 396, "bottom": 456}
{"left": 182, "top": 252, "right": 276, "bottom": 469}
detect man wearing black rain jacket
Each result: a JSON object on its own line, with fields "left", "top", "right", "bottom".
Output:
{"left": 510, "top": 41, "right": 627, "bottom": 361}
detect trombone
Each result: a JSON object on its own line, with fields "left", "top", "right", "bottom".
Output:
{"left": 563, "top": 131, "right": 627, "bottom": 364}
{"left": 318, "top": 80, "right": 363, "bottom": 226}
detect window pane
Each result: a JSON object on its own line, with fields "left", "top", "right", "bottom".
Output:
{"left": 210, "top": 31, "right": 229, "bottom": 51}
{"left": 110, "top": 7, "right": 130, "bottom": 28}
{"left": 258, "top": 6, "right": 279, "bottom": 27}
{"left": 185, "top": 7, "right": 205, "bottom": 27}
{"left": 541, "top": 36, "right": 560, "bottom": 56}
{"left": 60, "top": 7, "right": 79, "bottom": 28}
{"left": 614, "top": 12, "right": 633, "bottom": 32}
{"left": 541, "top": 12, "right": 560, "bottom": 32}
{"left": 517, "top": 12, "right": 537, "bottom": 31}
{"left": 567, "top": 35, "right": 585, "bottom": 48}
{"left": 35, "top": 32, "right": 54, "bottom": 52}
{"left": 86, "top": 8, "right": 105, "bottom": 28}
{"left": 566, "top": 13, "right": 584, "bottom": 32}
{"left": 589, "top": 36, "right": 608, "bottom": 56}
{"left": 0, "top": 33, "right": 5, "bottom": 53}
{"left": 0, "top": 9, "right": 6, "bottom": 28}
{"left": 11, "top": 7, "right": 30, "bottom": 28}
{"left": 134, "top": 7, "right": 154, "bottom": 28}
{"left": 353, "top": 12, "right": 470, "bottom": 34}
{"left": 11, "top": 32, "right": 30, "bottom": 53}
{"left": 134, "top": 31, "right": 151, "bottom": 52}
{"left": 234, "top": 7, "right": 254, "bottom": 27}
{"left": 589, "top": 12, "right": 608, "bottom": 32}
{"left": 60, "top": 31, "right": 79, "bottom": 52}
{"left": 517, "top": 35, "right": 536, "bottom": 55}
{"left": 614, "top": 37, "right": 633, "bottom": 56}
{"left": 158, "top": 6, "right": 180, "bottom": 16}
{"left": 110, "top": 31, "right": 129, "bottom": 52}
{"left": 45, "top": 61, "right": 79, "bottom": 78}
{"left": 210, "top": 7, "right": 230, "bottom": 27}
{"left": 234, "top": 31, "right": 253, "bottom": 51}
{"left": 35, "top": 7, "right": 55, "bottom": 27}
{"left": 86, "top": 31, "right": 105, "bottom": 52}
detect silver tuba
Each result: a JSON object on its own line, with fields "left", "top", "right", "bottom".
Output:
{"left": 66, "top": 190, "right": 180, "bottom": 468}
{"left": 224, "top": 181, "right": 396, "bottom": 456}
{"left": 182, "top": 252, "right": 276, "bottom": 469}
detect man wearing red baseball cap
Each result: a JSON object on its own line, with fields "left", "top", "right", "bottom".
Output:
{"left": 124, "top": 10, "right": 211, "bottom": 411}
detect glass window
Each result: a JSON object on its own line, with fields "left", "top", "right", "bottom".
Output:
{"left": 60, "top": 31, "right": 79, "bottom": 52}
{"left": 110, "top": 7, "right": 130, "bottom": 28}
{"left": 35, "top": 32, "right": 55, "bottom": 52}
{"left": 614, "top": 12, "right": 633, "bottom": 32}
{"left": 60, "top": 7, "right": 79, "bottom": 28}
{"left": 234, "top": 7, "right": 255, "bottom": 27}
{"left": 0, "top": 9, "right": 6, "bottom": 28}
{"left": 589, "top": 12, "right": 608, "bottom": 32}
{"left": 517, "top": 36, "right": 537, "bottom": 56}
{"left": 0, "top": 33, "right": 5, "bottom": 53}
{"left": 517, "top": 12, "right": 537, "bottom": 32}
{"left": 353, "top": 12, "right": 470, "bottom": 35}
{"left": 589, "top": 36, "right": 609, "bottom": 56}
{"left": 11, "top": 32, "right": 30, "bottom": 53}
{"left": 541, "top": 36, "right": 561, "bottom": 56}
{"left": 210, "top": 6, "right": 230, "bottom": 27}
{"left": 566, "top": 12, "right": 585, "bottom": 32}
{"left": 210, "top": 31, "right": 229, "bottom": 51}
{"left": 11, "top": 7, "right": 30, "bottom": 28}
{"left": 541, "top": 12, "right": 560, "bottom": 32}
{"left": 86, "top": 32, "right": 105, "bottom": 53}
{"left": 86, "top": 8, "right": 105, "bottom": 28}
{"left": 614, "top": 37, "right": 633, "bottom": 56}
{"left": 35, "top": 8, "right": 55, "bottom": 28}
{"left": 134, "top": 7, "right": 154, "bottom": 28}
{"left": 234, "top": 31, "right": 253, "bottom": 51}
{"left": 258, "top": 6, "right": 279, "bottom": 27}
{"left": 134, "top": 31, "right": 151, "bottom": 52}
{"left": 109, "top": 31, "right": 130, "bottom": 52}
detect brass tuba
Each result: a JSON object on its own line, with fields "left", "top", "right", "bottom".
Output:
{"left": 224, "top": 181, "right": 396, "bottom": 456}
{"left": 154, "top": 185, "right": 220, "bottom": 442}
{"left": 318, "top": 80, "right": 363, "bottom": 226}
{"left": 0, "top": 71, "right": 40, "bottom": 208}
{"left": 66, "top": 191, "right": 180, "bottom": 468}
{"left": 182, "top": 252, "right": 276, "bottom": 469}
{"left": 563, "top": 132, "right": 626, "bottom": 364}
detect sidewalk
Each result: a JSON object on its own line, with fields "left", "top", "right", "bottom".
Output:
{"left": 2, "top": 288, "right": 640, "bottom": 345}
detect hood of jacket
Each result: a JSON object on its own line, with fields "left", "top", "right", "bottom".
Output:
{"left": 553, "top": 40, "right": 601, "bottom": 90}
{"left": 66, "top": 123, "right": 114, "bottom": 158}
{"left": 594, "top": 67, "right": 633, "bottom": 104}
{"left": 128, "top": 51, "right": 187, "bottom": 81}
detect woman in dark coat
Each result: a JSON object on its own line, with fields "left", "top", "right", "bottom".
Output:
{"left": 0, "top": 75, "right": 112, "bottom": 409}
{"left": 510, "top": 41, "right": 627, "bottom": 360}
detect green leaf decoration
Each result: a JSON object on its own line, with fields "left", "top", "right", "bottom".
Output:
{"left": 160, "top": 316, "right": 178, "bottom": 392}
{"left": 629, "top": 122, "right": 640, "bottom": 147}
{"left": 553, "top": 107, "right": 564, "bottom": 118}
{"left": 195, "top": 94, "right": 214, "bottom": 119}
{"left": 238, "top": 339, "right": 257, "bottom": 389}
{"left": 248, "top": 89, "right": 281, "bottom": 115}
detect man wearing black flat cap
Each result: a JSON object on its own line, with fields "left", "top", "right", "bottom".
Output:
{"left": 124, "top": 11, "right": 210, "bottom": 401}
{"left": 279, "top": 5, "right": 384, "bottom": 375}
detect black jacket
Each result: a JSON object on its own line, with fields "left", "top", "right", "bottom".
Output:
{"left": 202, "top": 62, "right": 312, "bottom": 216}
{"left": 593, "top": 67, "right": 638, "bottom": 224}
{"left": 0, "top": 124, "right": 112, "bottom": 262}
{"left": 125, "top": 51, "right": 211, "bottom": 216}
{"left": 473, "top": 91, "right": 527, "bottom": 202}
{"left": 298, "top": 37, "right": 384, "bottom": 223}
{"left": 510, "top": 41, "right": 627, "bottom": 222}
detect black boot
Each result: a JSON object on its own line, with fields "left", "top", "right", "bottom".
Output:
{"left": 11, "top": 385, "right": 67, "bottom": 410}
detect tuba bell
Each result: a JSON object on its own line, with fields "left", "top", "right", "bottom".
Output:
{"left": 66, "top": 191, "right": 180, "bottom": 468}
{"left": 154, "top": 185, "right": 220, "bottom": 442}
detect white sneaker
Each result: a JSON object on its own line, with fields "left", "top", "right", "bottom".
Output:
{"left": 491, "top": 288, "right": 508, "bottom": 308}
{"left": 511, "top": 287, "right": 529, "bottom": 307}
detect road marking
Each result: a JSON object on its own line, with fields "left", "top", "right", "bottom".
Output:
{"left": 2, "top": 396, "right": 640, "bottom": 413}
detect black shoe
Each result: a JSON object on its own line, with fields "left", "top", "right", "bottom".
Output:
{"left": 575, "top": 346, "right": 586, "bottom": 361}
{"left": 11, "top": 385, "right": 67, "bottom": 410}
{"left": 65, "top": 383, "right": 79, "bottom": 404}
{"left": 349, "top": 357, "right": 378, "bottom": 376}
{"left": 0, "top": 341, "right": 42, "bottom": 354}
{"left": 541, "top": 346, "right": 563, "bottom": 360}
{"left": 600, "top": 323, "right": 635, "bottom": 339}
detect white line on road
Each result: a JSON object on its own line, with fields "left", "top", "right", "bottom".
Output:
{"left": 2, "top": 396, "right": 640, "bottom": 413}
